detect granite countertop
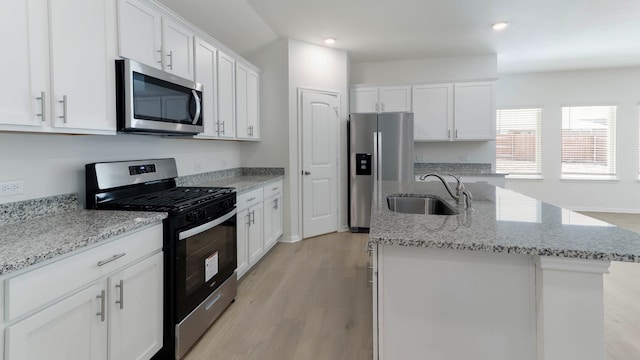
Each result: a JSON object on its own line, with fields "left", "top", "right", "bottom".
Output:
{"left": 413, "top": 162, "right": 507, "bottom": 177}
{"left": 0, "top": 168, "right": 284, "bottom": 277}
{"left": 176, "top": 167, "right": 284, "bottom": 193}
{"left": 369, "top": 181, "right": 640, "bottom": 263}
{"left": 191, "top": 174, "right": 284, "bottom": 193}
{"left": 0, "top": 209, "right": 166, "bottom": 276}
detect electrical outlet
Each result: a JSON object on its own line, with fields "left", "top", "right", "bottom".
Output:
{"left": 459, "top": 155, "right": 469, "bottom": 162}
{"left": 0, "top": 180, "right": 24, "bottom": 196}
{"left": 416, "top": 155, "right": 424, "bottom": 162}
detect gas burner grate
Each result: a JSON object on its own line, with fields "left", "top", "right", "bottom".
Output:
{"left": 103, "top": 187, "right": 233, "bottom": 212}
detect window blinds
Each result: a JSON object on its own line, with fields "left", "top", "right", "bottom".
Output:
{"left": 496, "top": 108, "right": 542, "bottom": 175}
{"left": 561, "top": 106, "right": 616, "bottom": 176}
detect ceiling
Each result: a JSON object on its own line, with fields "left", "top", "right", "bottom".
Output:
{"left": 158, "top": 0, "right": 640, "bottom": 74}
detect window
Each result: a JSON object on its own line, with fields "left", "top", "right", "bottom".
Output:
{"left": 561, "top": 106, "right": 616, "bottom": 178}
{"left": 496, "top": 108, "right": 542, "bottom": 177}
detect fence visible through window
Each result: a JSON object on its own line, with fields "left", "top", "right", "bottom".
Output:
{"left": 561, "top": 106, "right": 616, "bottom": 177}
{"left": 496, "top": 108, "right": 542, "bottom": 176}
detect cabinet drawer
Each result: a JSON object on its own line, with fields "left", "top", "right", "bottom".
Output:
{"left": 237, "top": 187, "right": 263, "bottom": 211}
{"left": 263, "top": 179, "right": 283, "bottom": 199}
{"left": 5, "top": 224, "right": 162, "bottom": 322}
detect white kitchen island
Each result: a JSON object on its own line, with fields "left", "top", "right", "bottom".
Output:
{"left": 369, "top": 181, "right": 640, "bottom": 360}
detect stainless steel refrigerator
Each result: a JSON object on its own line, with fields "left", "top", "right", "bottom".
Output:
{"left": 349, "top": 112, "right": 414, "bottom": 232}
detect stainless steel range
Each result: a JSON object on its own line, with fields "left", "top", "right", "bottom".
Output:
{"left": 85, "top": 158, "right": 237, "bottom": 359}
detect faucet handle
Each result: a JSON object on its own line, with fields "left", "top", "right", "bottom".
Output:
{"left": 448, "top": 173, "right": 465, "bottom": 191}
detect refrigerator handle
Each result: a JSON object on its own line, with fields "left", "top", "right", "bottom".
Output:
{"left": 373, "top": 132, "right": 378, "bottom": 181}
{"left": 377, "top": 132, "right": 382, "bottom": 181}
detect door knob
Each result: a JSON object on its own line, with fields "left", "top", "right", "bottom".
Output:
{"left": 303, "top": 171, "right": 311, "bottom": 175}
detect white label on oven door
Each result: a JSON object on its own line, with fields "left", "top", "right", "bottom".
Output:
{"left": 205, "top": 252, "right": 219, "bottom": 282}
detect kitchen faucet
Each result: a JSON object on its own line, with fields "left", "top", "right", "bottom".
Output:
{"left": 418, "top": 173, "right": 473, "bottom": 209}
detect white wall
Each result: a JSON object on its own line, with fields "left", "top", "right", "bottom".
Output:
{"left": 497, "top": 67, "right": 640, "bottom": 212}
{"left": 0, "top": 132, "right": 244, "bottom": 205}
{"left": 245, "top": 39, "right": 293, "bottom": 238}
{"left": 350, "top": 55, "right": 497, "bottom": 85}
{"left": 288, "top": 39, "right": 350, "bottom": 238}
{"left": 350, "top": 54, "right": 498, "bottom": 169}
{"left": 245, "top": 39, "right": 349, "bottom": 242}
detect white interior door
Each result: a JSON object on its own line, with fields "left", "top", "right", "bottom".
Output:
{"left": 301, "top": 90, "right": 339, "bottom": 238}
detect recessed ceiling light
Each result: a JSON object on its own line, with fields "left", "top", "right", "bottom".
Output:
{"left": 492, "top": 22, "right": 509, "bottom": 31}
{"left": 324, "top": 38, "right": 336, "bottom": 45}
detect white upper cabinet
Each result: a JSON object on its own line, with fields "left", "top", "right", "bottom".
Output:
{"left": 412, "top": 81, "right": 495, "bottom": 141}
{"left": 194, "top": 38, "right": 219, "bottom": 138}
{"left": 116, "top": 0, "right": 162, "bottom": 69}
{"left": 117, "top": 0, "right": 194, "bottom": 80}
{"left": 0, "top": 0, "right": 49, "bottom": 129}
{"left": 350, "top": 88, "right": 379, "bottom": 113}
{"left": 453, "top": 82, "right": 495, "bottom": 140}
{"left": 0, "top": 0, "right": 116, "bottom": 134}
{"left": 350, "top": 86, "right": 411, "bottom": 113}
{"left": 236, "top": 63, "right": 260, "bottom": 140}
{"left": 217, "top": 50, "right": 236, "bottom": 138}
{"left": 49, "top": 0, "right": 117, "bottom": 132}
{"left": 379, "top": 86, "right": 412, "bottom": 112}
{"left": 161, "top": 17, "right": 194, "bottom": 80}
{"left": 413, "top": 84, "right": 453, "bottom": 141}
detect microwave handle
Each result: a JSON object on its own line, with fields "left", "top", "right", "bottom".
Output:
{"left": 191, "top": 90, "right": 201, "bottom": 125}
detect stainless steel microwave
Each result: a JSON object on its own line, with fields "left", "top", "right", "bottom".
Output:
{"left": 115, "top": 59, "right": 204, "bottom": 135}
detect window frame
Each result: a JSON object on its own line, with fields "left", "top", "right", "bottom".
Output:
{"left": 495, "top": 107, "right": 543, "bottom": 179}
{"left": 560, "top": 104, "right": 617, "bottom": 180}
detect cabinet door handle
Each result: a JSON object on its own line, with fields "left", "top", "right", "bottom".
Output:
{"left": 36, "top": 91, "right": 46, "bottom": 122}
{"left": 215, "top": 121, "right": 220, "bottom": 135}
{"left": 96, "top": 290, "right": 106, "bottom": 322}
{"left": 375, "top": 102, "right": 378, "bottom": 112}
{"left": 115, "top": 279, "right": 124, "bottom": 309}
{"left": 167, "top": 50, "right": 173, "bottom": 70}
{"left": 250, "top": 210, "right": 255, "bottom": 224}
{"left": 221, "top": 121, "right": 225, "bottom": 134}
{"left": 97, "top": 253, "right": 126, "bottom": 266}
{"left": 455, "top": 129, "right": 458, "bottom": 139}
{"left": 272, "top": 187, "right": 279, "bottom": 191}
{"left": 367, "top": 262, "right": 374, "bottom": 287}
{"left": 273, "top": 198, "right": 278, "bottom": 209}
{"left": 381, "top": 102, "right": 385, "bottom": 111}
{"left": 58, "top": 95, "right": 67, "bottom": 123}
{"left": 247, "top": 197, "right": 256, "bottom": 202}
{"left": 156, "top": 48, "right": 163, "bottom": 64}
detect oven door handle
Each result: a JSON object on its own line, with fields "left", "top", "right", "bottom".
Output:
{"left": 178, "top": 208, "right": 237, "bottom": 240}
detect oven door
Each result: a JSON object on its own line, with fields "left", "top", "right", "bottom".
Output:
{"left": 175, "top": 208, "right": 236, "bottom": 320}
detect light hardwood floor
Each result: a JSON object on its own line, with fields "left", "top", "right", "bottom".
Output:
{"left": 185, "top": 212, "right": 640, "bottom": 360}
{"left": 184, "top": 232, "right": 373, "bottom": 360}
{"left": 581, "top": 212, "right": 640, "bottom": 360}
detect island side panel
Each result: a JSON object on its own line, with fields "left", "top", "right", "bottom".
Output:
{"left": 378, "top": 245, "right": 536, "bottom": 360}
{"left": 535, "top": 257, "right": 611, "bottom": 360}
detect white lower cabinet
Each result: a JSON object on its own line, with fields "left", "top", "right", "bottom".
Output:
{"left": 237, "top": 179, "right": 283, "bottom": 279}
{"left": 263, "top": 180, "right": 283, "bottom": 252}
{"left": 108, "top": 253, "right": 163, "bottom": 360}
{"left": 5, "top": 283, "right": 107, "bottom": 360}
{"left": 236, "top": 187, "right": 263, "bottom": 278}
{"left": 3, "top": 224, "right": 163, "bottom": 360}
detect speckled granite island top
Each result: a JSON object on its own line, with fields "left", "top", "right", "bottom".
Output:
{"left": 369, "top": 181, "right": 640, "bottom": 263}
{"left": 0, "top": 208, "right": 166, "bottom": 276}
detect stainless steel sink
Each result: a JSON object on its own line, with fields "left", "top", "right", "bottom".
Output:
{"left": 387, "top": 195, "right": 460, "bottom": 215}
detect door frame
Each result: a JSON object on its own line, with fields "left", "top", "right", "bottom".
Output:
{"left": 296, "top": 87, "right": 342, "bottom": 239}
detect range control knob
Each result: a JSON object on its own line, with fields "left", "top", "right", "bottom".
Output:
{"left": 186, "top": 212, "right": 197, "bottom": 223}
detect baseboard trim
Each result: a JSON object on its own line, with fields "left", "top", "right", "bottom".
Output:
{"left": 279, "top": 234, "right": 302, "bottom": 243}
